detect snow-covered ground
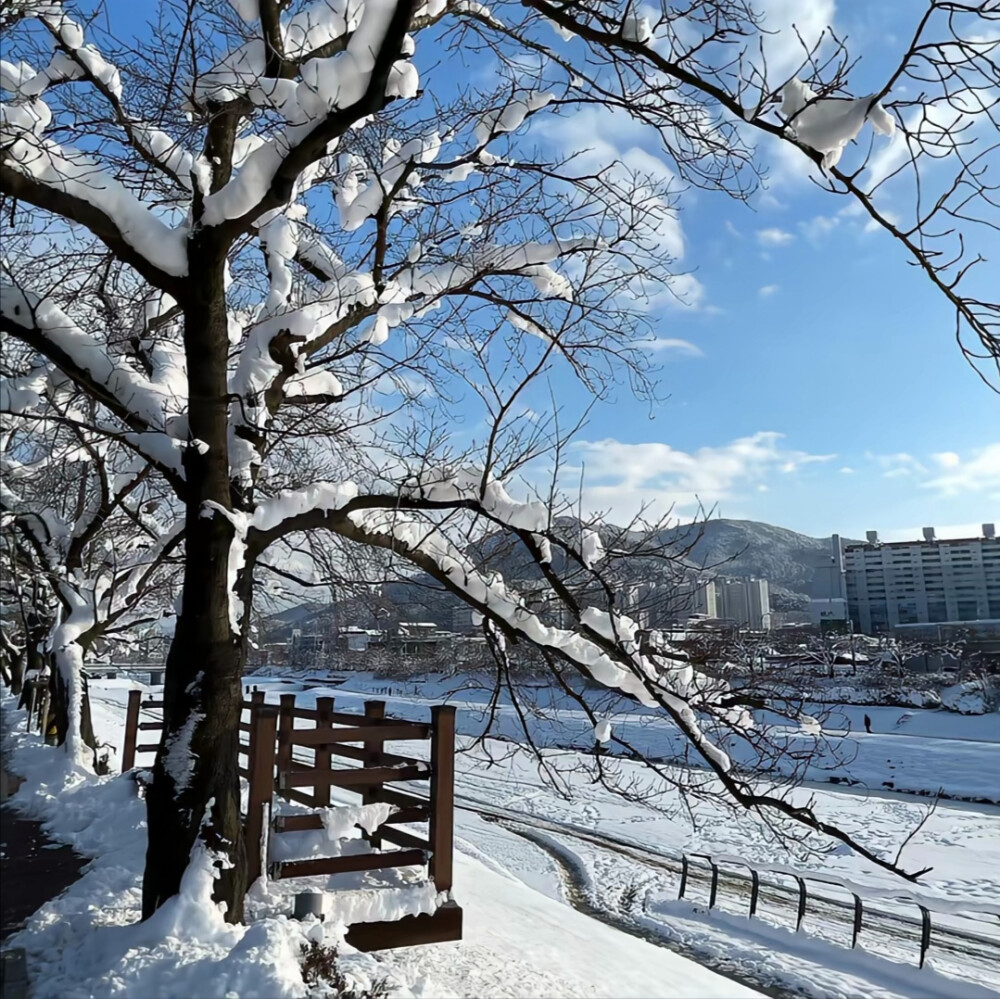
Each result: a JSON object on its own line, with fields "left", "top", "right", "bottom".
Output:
{"left": 4, "top": 678, "right": 999, "bottom": 998}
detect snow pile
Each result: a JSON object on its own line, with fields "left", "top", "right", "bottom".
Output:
{"left": 781, "top": 78, "right": 895, "bottom": 170}
{"left": 1, "top": 697, "right": 434, "bottom": 999}
{"left": 318, "top": 800, "right": 396, "bottom": 839}
{"left": 940, "top": 681, "right": 993, "bottom": 715}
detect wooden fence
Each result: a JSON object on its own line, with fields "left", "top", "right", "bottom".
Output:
{"left": 122, "top": 689, "right": 461, "bottom": 950}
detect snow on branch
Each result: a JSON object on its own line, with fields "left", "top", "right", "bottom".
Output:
{"left": 780, "top": 78, "right": 895, "bottom": 172}
{"left": 0, "top": 279, "right": 177, "bottom": 431}
{"left": 196, "top": 0, "right": 421, "bottom": 235}
{"left": 0, "top": 132, "right": 188, "bottom": 287}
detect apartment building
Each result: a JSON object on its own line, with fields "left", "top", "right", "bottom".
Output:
{"left": 843, "top": 524, "right": 1000, "bottom": 634}
{"left": 714, "top": 576, "right": 771, "bottom": 630}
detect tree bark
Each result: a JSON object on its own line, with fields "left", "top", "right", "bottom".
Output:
{"left": 142, "top": 236, "right": 251, "bottom": 923}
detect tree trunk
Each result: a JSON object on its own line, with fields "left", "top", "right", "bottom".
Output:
{"left": 142, "top": 238, "right": 251, "bottom": 923}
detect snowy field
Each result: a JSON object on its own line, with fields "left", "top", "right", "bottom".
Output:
{"left": 3, "top": 677, "right": 999, "bottom": 999}
{"left": 244, "top": 671, "right": 1000, "bottom": 802}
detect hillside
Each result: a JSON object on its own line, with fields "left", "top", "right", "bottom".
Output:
{"left": 655, "top": 519, "right": 859, "bottom": 606}
{"left": 264, "top": 519, "right": 854, "bottom": 630}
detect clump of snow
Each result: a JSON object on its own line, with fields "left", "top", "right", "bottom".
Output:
{"left": 474, "top": 91, "right": 554, "bottom": 144}
{"left": 780, "top": 77, "right": 895, "bottom": 170}
{"left": 317, "top": 801, "right": 396, "bottom": 840}
{"left": 594, "top": 719, "right": 612, "bottom": 743}
{"left": 581, "top": 528, "right": 605, "bottom": 569}
{"left": 622, "top": 15, "right": 652, "bottom": 44}
{"left": 799, "top": 714, "right": 822, "bottom": 736}
{"left": 940, "top": 681, "right": 992, "bottom": 715}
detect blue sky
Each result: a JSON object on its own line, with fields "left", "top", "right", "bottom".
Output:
{"left": 503, "top": 0, "right": 1000, "bottom": 542}
{"left": 73, "top": 1, "right": 999, "bottom": 541}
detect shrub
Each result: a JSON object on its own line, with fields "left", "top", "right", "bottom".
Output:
{"left": 300, "top": 941, "right": 389, "bottom": 999}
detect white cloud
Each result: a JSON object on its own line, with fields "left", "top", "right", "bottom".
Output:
{"left": 758, "top": 284, "right": 779, "bottom": 297}
{"left": 637, "top": 337, "right": 703, "bottom": 357}
{"left": 564, "top": 431, "right": 836, "bottom": 521}
{"left": 923, "top": 443, "right": 1000, "bottom": 497}
{"left": 799, "top": 214, "right": 839, "bottom": 241}
{"left": 536, "top": 110, "right": 685, "bottom": 261}
{"left": 753, "top": 0, "right": 836, "bottom": 84}
{"left": 866, "top": 451, "right": 927, "bottom": 478}
{"left": 757, "top": 227, "right": 795, "bottom": 247}
{"left": 840, "top": 466, "right": 855, "bottom": 475}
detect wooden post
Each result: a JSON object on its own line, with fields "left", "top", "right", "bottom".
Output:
{"left": 38, "top": 686, "right": 51, "bottom": 740}
{"left": 245, "top": 689, "right": 265, "bottom": 774}
{"left": 245, "top": 704, "right": 279, "bottom": 885}
{"left": 122, "top": 689, "right": 141, "bottom": 771}
{"left": 277, "top": 694, "right": 296, "bottom": 799}
{"left": 428, "top": 704, "right": 455, "bottom": 893}
{"left": 314, "top": 697, "right": 334, "bottom": 807}
{"left": 362, "top": 700, "right": 386, "bottom": 848}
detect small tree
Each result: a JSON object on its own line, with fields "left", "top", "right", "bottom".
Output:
{"left": 1, "top": 379, "right": 181, "bottom": 761}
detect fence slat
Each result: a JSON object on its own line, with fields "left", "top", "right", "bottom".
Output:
{"left": 288, "top": 723, "right": 430, "bottom": 746}
{"left": 380, "top": 827, "right": 431, "bottom": 852}
{"left": 121, "top": 690, "right": 141, "bottom": 771}
{"left": 272, "top": 804, "right": 431, "bottom": 834}
{"left": 271, "top": 849, "right": 426, "bottom": 880}
{"left": 277, "top": 694, "right": 296, "bottom": 796}
{"left": 278, "top": 765, "right": 427, "bottom": 788}
{"left": 428, "top": 704, "right": 455, "bottom": 893}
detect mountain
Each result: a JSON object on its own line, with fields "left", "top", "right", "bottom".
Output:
{"left": 654, "top": 519, "right": 859, "bottom": 609}
{"left": 263, "top": 518, "right": 857, "bottom": 630}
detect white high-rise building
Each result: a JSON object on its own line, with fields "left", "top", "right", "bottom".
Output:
{"left": 715, "top": 577, "right": 770, "bottom": 630}
{"left": 843, "top": 524, "right": 1000, "bottom": 634}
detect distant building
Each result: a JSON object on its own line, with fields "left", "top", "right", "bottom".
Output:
{"left": 394, "top": 621, "right": 448, "bottom": 655}
{"left": 692, "top": 579, "right": 718, "bottom": 619}
{"left": 714, "top": 577, "right": 770, "bottom": 630}
{"left": 809, "top": 597, "right": 848, "bottom": 630}
{"left": 843, "top": 524, "right": 1000, "bottom": 634}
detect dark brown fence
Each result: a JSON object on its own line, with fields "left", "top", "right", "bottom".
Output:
{"left": 122, "top": 689, "right": 461, "bottom": 949}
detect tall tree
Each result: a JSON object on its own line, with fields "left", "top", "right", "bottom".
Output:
{"left": 2, "top": 0, "right": 995, "bottom": 921}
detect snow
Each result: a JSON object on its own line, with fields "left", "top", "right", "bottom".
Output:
{"left": 474, "top": 92, "right": 555, "bottom": 145}
{"left": 594, "top": 719, "right": 612, "bottom": 743}
{"left": 1, "top": 59, "right": 37, "bottom": 94}
{"left": 580, "top": 528, "right": 605, "bottom": 568}
{"left": 780, "top": 78, "right": 896, "bottom": 171}
{"left": 623, "top": 15, "right": 652, "bottom": 44}
{"left": 316, "top": 801, "right": 396, "bottom": 840}
{"left": 3, "top": 690, "right": 773, "bottom": 999}
{"left": 249, "top": 481, "right": 360, "bottom": 533}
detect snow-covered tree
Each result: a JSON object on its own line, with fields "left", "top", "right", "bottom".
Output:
{"left": 2, "top": 0, "right": 996, "bottom": 921}
{"left": 1, "top": 375, "right": 181, "bottom": 763}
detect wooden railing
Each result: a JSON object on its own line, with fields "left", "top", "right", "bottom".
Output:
{"left": 121, "top": 688, "right": 461, "bottom": 949}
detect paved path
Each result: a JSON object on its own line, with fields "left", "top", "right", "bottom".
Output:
{"left": 1, "top": 770, "right": 86, "bottom": 943}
